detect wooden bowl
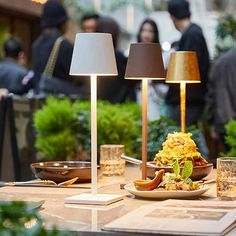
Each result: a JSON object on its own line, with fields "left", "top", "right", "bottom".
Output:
{"left": 146, "top": 162, "right": 213, "bottom": 181}
{"left": 31, "top": 161, "right": 98, "bottom": 183}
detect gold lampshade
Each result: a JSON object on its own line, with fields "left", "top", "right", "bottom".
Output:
{"left": 166, "top": 51, "right": 201, "bottom": 83}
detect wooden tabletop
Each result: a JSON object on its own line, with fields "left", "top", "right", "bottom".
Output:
{"left": 0, "top": 165, "right": 235, "bottom": 235}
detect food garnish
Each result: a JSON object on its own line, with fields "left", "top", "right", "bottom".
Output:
{"left": 134, "top": 170, "right": 164, "bottom": 191}
{"left": 134, "top": 161, "right": 201, "bottom": 191}
{"left": 155, "top": 132, "right": 208, "bottom": 167}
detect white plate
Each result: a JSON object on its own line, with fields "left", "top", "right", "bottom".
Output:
{"left": 124, "top": 183, "right": 209, "bottom": 199}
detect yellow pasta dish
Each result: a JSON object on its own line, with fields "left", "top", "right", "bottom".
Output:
{"left": 155, "top": 132, "right": 208, "bottom": 167}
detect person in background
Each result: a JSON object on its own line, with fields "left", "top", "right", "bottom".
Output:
{"left": 80, "top": 13, "right": 100, "bottom": 33}
{"left": 137, "top": 18, "right": 168, "bottom": 120}
{"left": 96, "top": 16, "right": 137, "bottom": 103}
{"left": 0, "top": 37, "right": 33, "bottom": 95}
{"left": 207, "top": 48, "right": 236, "bottom": 150}
{"left": 32, "top": 0, "right": 88, "bottom": 96}
{"left": 166, "top": 0, "right": 210, "bottom": 126}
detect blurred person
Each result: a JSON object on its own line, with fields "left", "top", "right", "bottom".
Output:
{"left": 32, "top": 0, "right": 87, "bottom": 96}
{"left": 96, "top": 16, "right": 136, "bottom": 103}
{"left": 166, "top": 0, "right": 210, "bottom": 126}
{"left": 137, "top": 18, "right": 168, "bottom": 120}
{"left": 207, "top": 48, "right": 236, "bottom": 149}
{"left": 0, "top": 37, "right": 33, "bottom": 95}
{"left": 80, "top": 13, "right": 100, "bottom": 33}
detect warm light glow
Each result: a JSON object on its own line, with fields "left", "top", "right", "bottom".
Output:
{"left": 91, "top": 74, "right": 97, "bottom": 195}
{"left": 31, "top": 0, "right": 47, "bottom": 4}
{"left": 162, "top": 41, "right": 171, "bottom": 51}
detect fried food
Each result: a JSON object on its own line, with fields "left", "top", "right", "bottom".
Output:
{"left": 134, "top": 170, "right": 164, "bottom": 191}
{"left": 155, "top": 132, "right": 208, "bottom": 167}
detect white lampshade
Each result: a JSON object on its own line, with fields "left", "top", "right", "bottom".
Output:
{"left": 70, "top": 33, "right": 118, "bottom": 76}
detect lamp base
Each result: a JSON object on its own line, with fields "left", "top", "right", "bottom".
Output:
{"left": 64, "top": 193, "right": 123, "bottom": 205}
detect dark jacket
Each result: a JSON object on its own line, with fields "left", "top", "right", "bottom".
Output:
{"left": 166, "top": 23, "right": 210, "bottom": 106}
{"left": 0, "top": 59, "right": 32, "bottom": 95}
{"left": 97, "top": 50, "right": 136, "bottom": 103}
{"left": 32, "top": 29, "right": 72, "bottom": 86}
{"left": 32, "top": 29, "right": 89, "bottom": 96}
{"left": 207, "top": 48, "right": 236, "bottom": 134}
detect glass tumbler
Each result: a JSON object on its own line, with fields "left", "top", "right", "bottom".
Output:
{"left": 100, "top": 145, "right": 125, "bottom": 176}
{"left": 217, "top": 157, "right": 236, "bottom": 200}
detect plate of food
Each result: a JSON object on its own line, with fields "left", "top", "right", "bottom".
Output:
{"left": 125, "top": 161, "right": 209, "bottom": 199}
{"left": 147, "top": 132, "right": 213, "bottom": 181}
{"left": 124, "top": 183, "right": 209, "bottom": 199}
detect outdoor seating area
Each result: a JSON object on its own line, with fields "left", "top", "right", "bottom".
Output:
{"left": 0, "top": 0, "right": 236, "bottom": 235}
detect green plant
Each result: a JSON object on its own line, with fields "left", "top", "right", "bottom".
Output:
{"left": 73, "top": 100, "right": 142, "bottom": 157}
{"left": 0, "top": 201, "right": 72, "bottom": 236}
{"left": 34, "top": 98, "right": 79, "bottom": 160}
{"left": 222, "top": 120, "right": 236, "bottom": 158}
{"left": 97, "top": 101, "right": 141, "bottom": 157}
{"left": 215, "top": 14, "right": 236, "bottom": 57}
{"left": 34, "top": 98, "right": 141, "bottom": 160}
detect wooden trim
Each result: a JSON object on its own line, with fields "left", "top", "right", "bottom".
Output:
{"left": 0, "top": 0, "right": 43, "bottom": 20}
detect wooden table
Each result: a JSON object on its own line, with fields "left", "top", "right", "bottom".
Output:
{"left": 0, "top": 165, "right": 235, "bottom": 236}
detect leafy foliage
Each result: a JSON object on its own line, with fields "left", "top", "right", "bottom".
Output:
{"left": 215, "top": 14, "right": 236, "bottom": 57}
{"left": 34, "top": 98, "right": 141, "bottom": 160}
{"left": 222, "top": 120, "right": 236, "bottom": 158}
{"left": 34, "top": 98, "right": 206, "bottom": 162}
{"left": 34, "top": 98, "right": 79, "bottom": 160}
{"left": 0, "top": 201, "right": 72, "bottom": 236}
{"left": 73, "top": 100, "right": 142, "bottom": 157}
{"left": 35, "top": 130, "right": 77, "bottom": 160}
{"left": 181, "top": 161, "right": 193, "bottom": 180}
{"left": 97, "top": 101, "right": 141, "bottom": 157}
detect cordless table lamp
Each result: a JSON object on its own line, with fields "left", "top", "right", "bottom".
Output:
{"left": 125, "top": 43, "right": 165, "bottom": 180}
{"left": 166, "top": 51, "right": 201, "bottom": 133}
{"left": 66, "top": 33, "right": 123, "bottom": 205}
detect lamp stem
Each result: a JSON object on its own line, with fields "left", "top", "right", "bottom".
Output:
{"left": 91, "top": 75, "right": 97, "bottom": 194}
{"left": 142, "top": 79, "right": 148, "bottom": 180}
{"left": 180, "top": 82, "right": 186, "bottom": 133}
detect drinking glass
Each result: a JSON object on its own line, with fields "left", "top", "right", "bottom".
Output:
{"left": 217, "top": 157, "right": 236, "bottom": 200}
{"left": 100, "top": 145, "right": 125, "bottom": 176}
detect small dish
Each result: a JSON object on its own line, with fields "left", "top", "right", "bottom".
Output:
{"left": 124, "top": 183, "right": 209, "bottom": 199}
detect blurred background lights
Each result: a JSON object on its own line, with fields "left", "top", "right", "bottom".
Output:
{"left": 162, "top": 41, "right": 171, "bottom": 51}
{"left": 31, "top": 0, "right": 47, "bottom": 4}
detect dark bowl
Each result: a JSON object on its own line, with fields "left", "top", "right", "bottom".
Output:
{"left": 31, "top": 161, "right": 97, "bottom": 183}
{"left": 146, "top": 162, "right": 213, "bottom": 181}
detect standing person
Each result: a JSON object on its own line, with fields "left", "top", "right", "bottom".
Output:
{"left": 166, "top": 0, "right": 210, "bottom": 126}
{"left": 96, "top": 16, "right": 136, "bottom": 103}
{"left": 207, "top": 48, "right": 236, "bottom": 149}
{"left": 137, "top": 18, "right": 168, "bottom": 120}
{"left": 80, "top": 13, "right": 100, "bottom": 33}
{"left": 32, "top": 0, "right": 86, "bottom": 96}
{"left": 0, "top": 37, "right": 33, "bottom": 95}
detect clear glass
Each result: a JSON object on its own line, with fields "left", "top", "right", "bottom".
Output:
{"left": 100, "top": 145, "right": 125, "bottom": 176}
{"left": 217, "top": 157, "right": 236, "bottom": 200}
